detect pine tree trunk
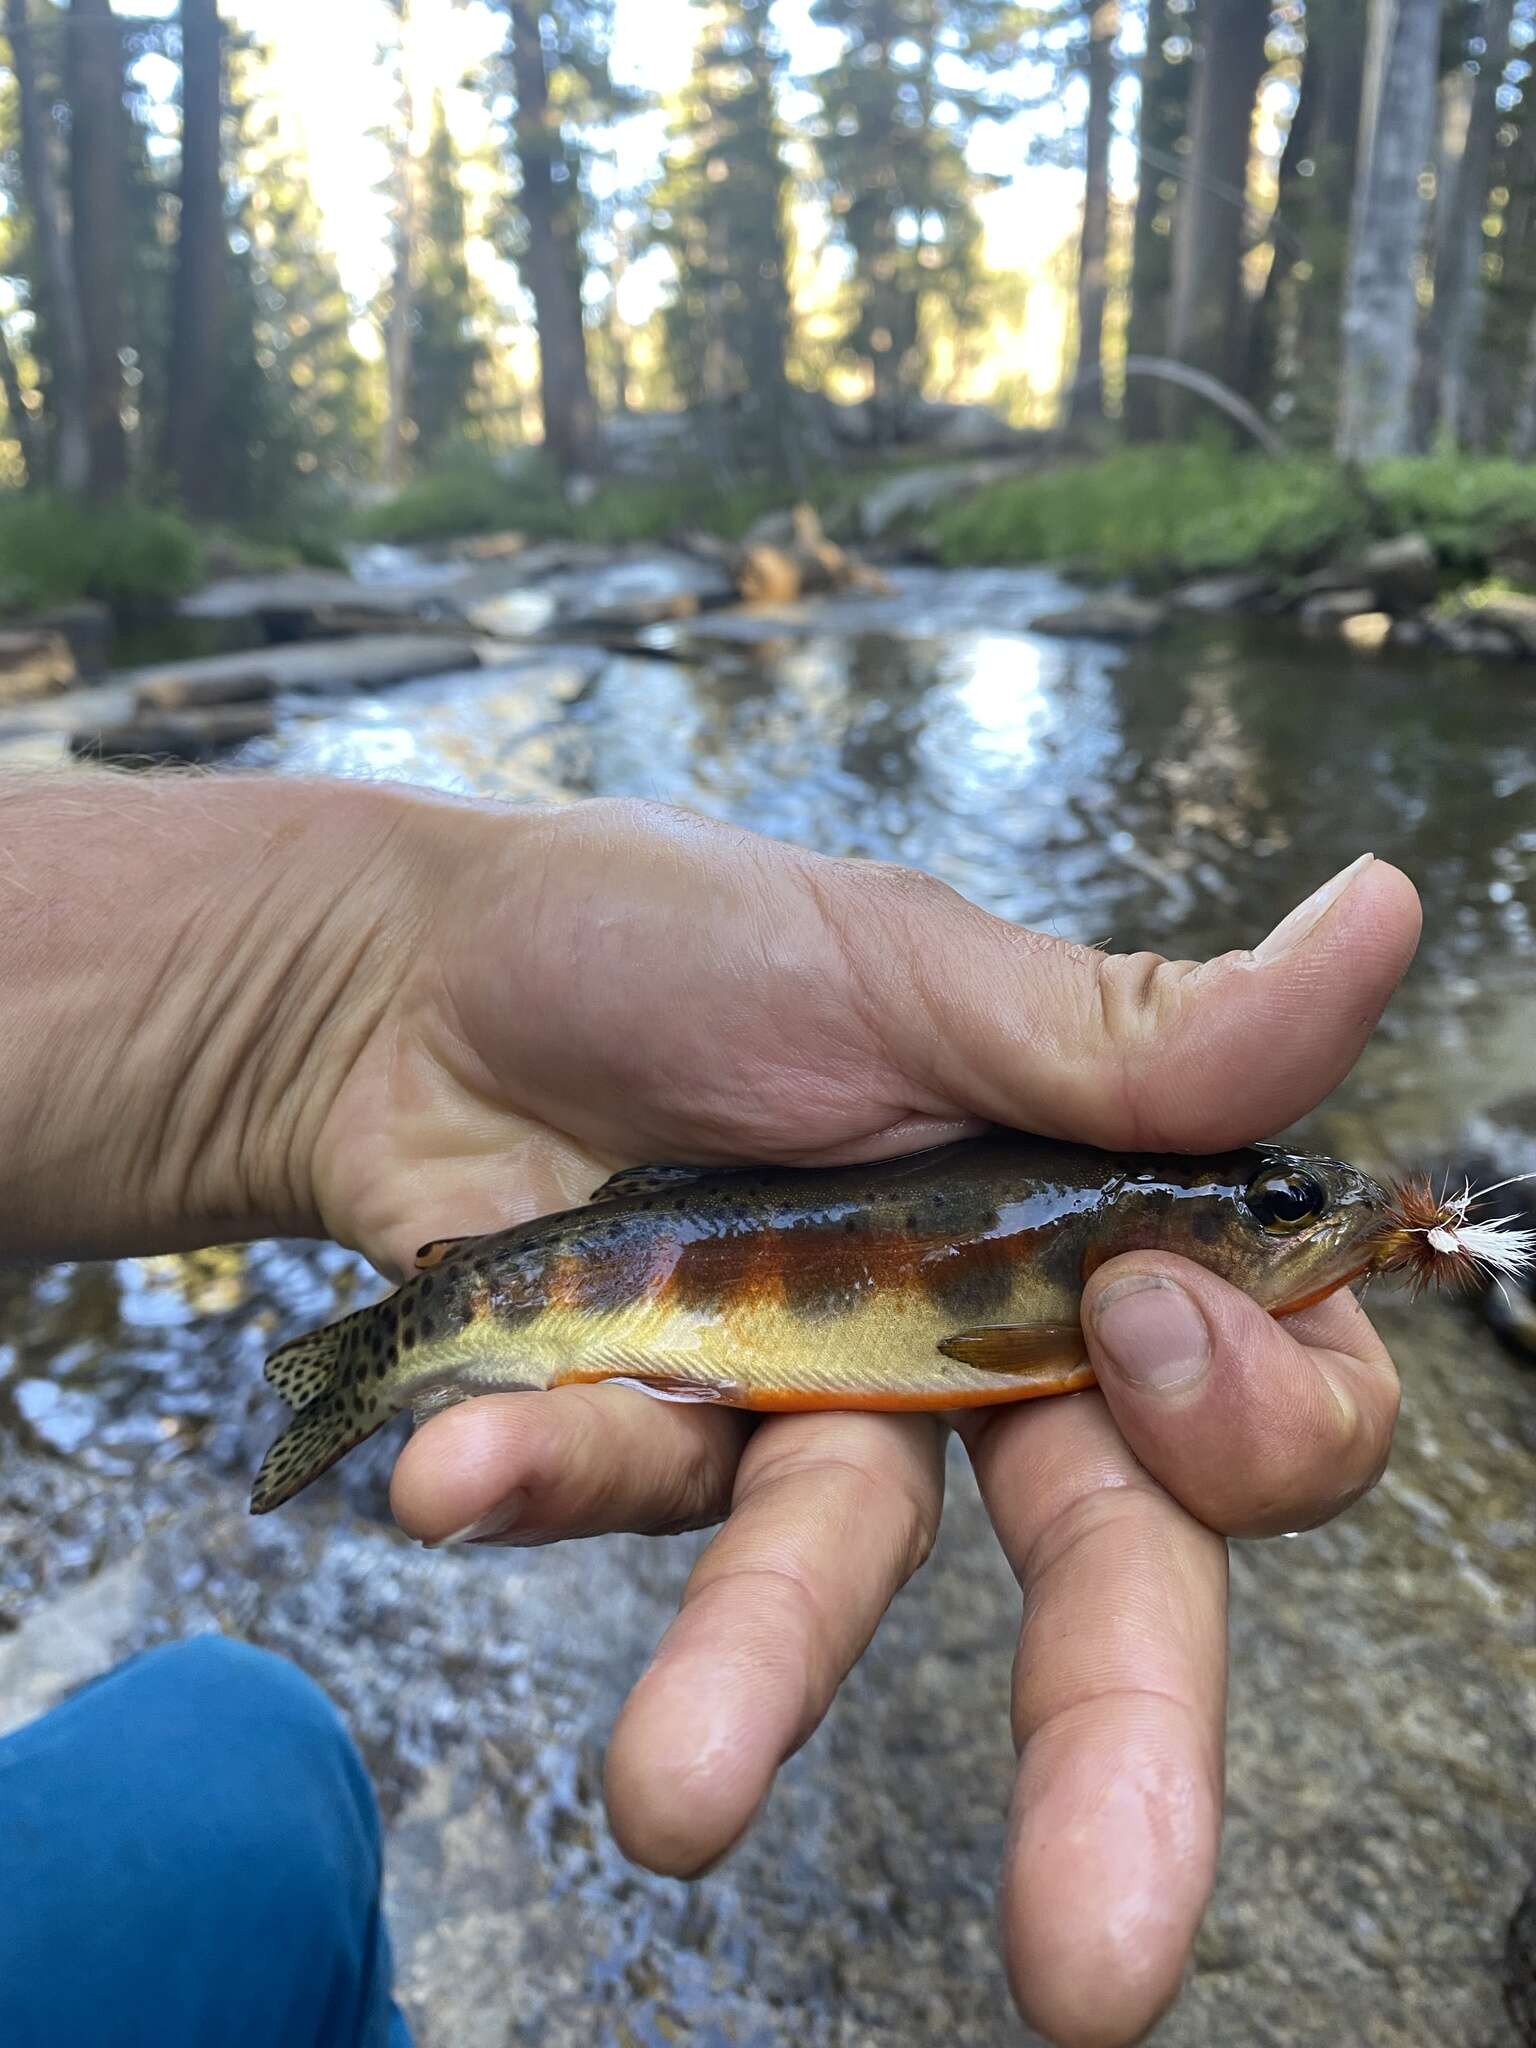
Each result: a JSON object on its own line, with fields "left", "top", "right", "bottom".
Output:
{"left": 67, "top": 0, "right": 129, "bottom": 498}
{"left": 7, "top": 0, "right": 90, "bottom": 492}
{"left": 1418, "top": 0, "right": 1515, "bottom": 447}
{"left": 508, "top": 0, "right": 599, "bottom": 475}
{"left": 1512, "top": 301, "right": 1536, "bottom": 456}
{"left": 1166, "top": 0, "right": 1270, "bottom": 423}
{"left": 1124, "top": 0, "right": 1189, "bottom": 438}
{"left": 165, "top": 0, "right": 226, "bottom": 513}
{"left": 0, "top": 318, "right": 37, "bottom": 484}
{"left": 382, "top": 62, "right": 418, "bottom": 484}
{"left": 1245, "top": 19, "right": 1319, "bottom": 408}
{"left": 1335, "top": 0, "right": 1441, "bottom": 460}
{"left": 1068, "top": 0, "right": 1119, "bottom": 425}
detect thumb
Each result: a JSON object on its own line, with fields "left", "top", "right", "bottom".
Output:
{"left": 861, "top": 852, "right": 1421, "bottom": 1152}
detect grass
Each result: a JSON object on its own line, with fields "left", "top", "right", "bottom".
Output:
{"left": 351, "top": 452, "right": 886, "bottom": 550}
{"left": 0, "top": 494, "right": 204, "bottom": 615}
{"left": 931, "top": 448, "right": 1358, "bottom": 583}
{"left": 931, "top": 446, "right": 1536, "bottom": 588}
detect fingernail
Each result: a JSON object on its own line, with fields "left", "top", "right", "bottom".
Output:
{"left": 1091, "top": 1276, "right": 1210, "bottom": 1393}
{"left": 1251, "top": 853, "right": 1373, "bottom": 965}
{"left": 425, "top": 1489, "right": 528, "bottom": 1548}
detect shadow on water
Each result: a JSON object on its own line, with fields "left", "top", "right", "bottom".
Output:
{"left": 3, "top": 566, "right": 1535, "bottom": 2046}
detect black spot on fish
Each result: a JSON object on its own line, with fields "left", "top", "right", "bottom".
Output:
{"left": 1188, "top": 1206, "right": 1224, "bottom": 1245}
{"left": 420, "top": 1276, "right": 435, "bottom": 1298}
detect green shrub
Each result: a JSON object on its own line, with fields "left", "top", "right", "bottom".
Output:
{"left": 353, "top": 458, "right": 573, "bottom": 545}
{"left": 354, "top": 453, "right": 851, "bottom": 551}
{"left": 933, "top": 445, "right": 1536, "bottom": 585}
{"left": 0, "top": 494, "right": 203, "bottom": 614}
{"left": 933, "top": 448, "right": 1363, "bottom": 583}
{"left": 1367, "top": 456, "right": 1536, "bottom": 569}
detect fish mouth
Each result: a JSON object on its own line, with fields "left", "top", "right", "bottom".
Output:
{"left": 1272, "top": 1257, "right": 1377, "bottom": 1318}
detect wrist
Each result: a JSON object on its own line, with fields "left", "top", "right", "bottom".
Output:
{"left": 0, "top": 773, "right": 443, "bottom": 1258}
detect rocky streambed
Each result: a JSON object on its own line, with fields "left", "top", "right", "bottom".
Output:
{"left": 1, "top": 558, "right": 1534, "bottom": 2045}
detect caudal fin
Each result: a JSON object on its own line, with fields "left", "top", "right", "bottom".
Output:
{"left": 252, "top": 1312, "right": 397, "bottom": 1514}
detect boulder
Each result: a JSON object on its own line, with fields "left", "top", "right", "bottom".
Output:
{"left": 1459, "top": 591, "right": 1536, "bottom": 654}
{"left": 0, "top": 627, "right": 77, "bottom": 705}
{"left": 1354, "top": 532, "right": 1439, "bottom": 608}
{"left": 1339, "top": 611, "right": 1392, "bottom": 652}
{"left": 1430, "top": 614, "right": 1524, "bottom": 658}
{"left": 1387, "top": 617, "right": 1430, "bottom": 650}
{"left": 1030, "top": 595, "right": 1167, "bottom": 641}
{"left": 1169, "top": 572, "right": 1273, "bottom": 614}
{"left": 1298, "top": 532, "right": 1438, "bottom": 613}
{"left": 1299, "top": 587, "right": 1378, "bottom": 632}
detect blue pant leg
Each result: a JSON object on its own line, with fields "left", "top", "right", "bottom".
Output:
{"left": 0, "top": 1636, "right": 413, "bottom": 2048}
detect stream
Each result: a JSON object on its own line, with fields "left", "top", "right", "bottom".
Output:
{"left": 2, "top": 564, "right": 1534, "bottom": 2047}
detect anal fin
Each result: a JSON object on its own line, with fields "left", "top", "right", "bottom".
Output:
{"left": 604, "top": 1375, "right": 743, "bottom": 1406}
{"left": 937, "top": 1324, "right": 1090, "bottom": 1384}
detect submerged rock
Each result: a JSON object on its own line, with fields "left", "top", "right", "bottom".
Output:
{"left": 1030, "top": 595, "right": 1167, "bottom": 640}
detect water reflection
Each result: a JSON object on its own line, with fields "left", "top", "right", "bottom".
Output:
{"left": 6, "top": 565, "right": 1536, "bottom": 1575}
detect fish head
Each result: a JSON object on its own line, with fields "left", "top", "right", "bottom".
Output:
{"left": 1147, "top": 1145, "right": 1393, "bottom": 1313}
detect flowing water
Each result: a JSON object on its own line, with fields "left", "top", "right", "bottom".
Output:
{"left": 2, "top": 566, "right": 1534, "bottom": 2046}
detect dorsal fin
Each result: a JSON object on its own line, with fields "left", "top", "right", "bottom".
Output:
{"left": 587, "top": 1163, "right": 711, "bottom": 1204}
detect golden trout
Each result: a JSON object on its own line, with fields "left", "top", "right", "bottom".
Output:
{"left": 250, "top": 1132, "right": 1536, "bottom": 1514}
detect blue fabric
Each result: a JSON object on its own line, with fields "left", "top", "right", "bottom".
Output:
{"left": 0, "top": 1636, "right": 413, "bottom": 2048}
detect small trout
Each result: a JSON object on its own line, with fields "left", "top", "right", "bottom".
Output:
{"left": 251, "top": 1132, "right": 1522, "bottom": 1514}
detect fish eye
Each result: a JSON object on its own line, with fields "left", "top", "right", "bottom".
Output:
{"left": 1244, "top": 1167, "right": 1329, "bottom": 1232}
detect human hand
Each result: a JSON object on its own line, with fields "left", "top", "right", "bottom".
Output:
{"left": 0, "top": 776, "right": 1418, "bottom": 2044}
{"left": 315, "top": 798, "right": 1416, "bottom": 2046}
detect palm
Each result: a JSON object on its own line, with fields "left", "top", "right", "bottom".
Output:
{"left": 316, "top": 801, "right": 980, "bottom": 1280}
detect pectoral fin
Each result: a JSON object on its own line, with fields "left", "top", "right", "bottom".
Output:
{"left": 937, "top": 1324, "right": 1091, "bottom": 1386}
